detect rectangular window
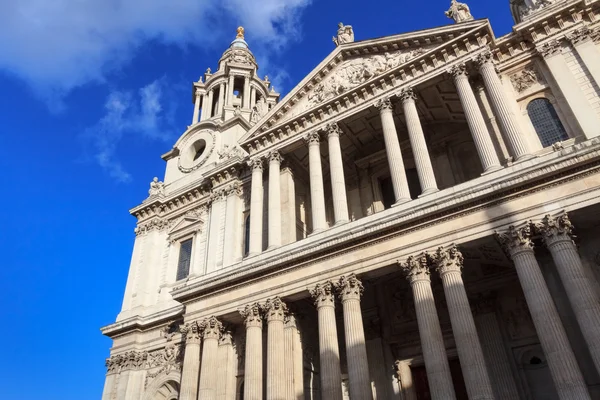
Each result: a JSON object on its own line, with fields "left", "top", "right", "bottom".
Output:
{"left": 176, "top": 238, "right": 193, "bottom": 281}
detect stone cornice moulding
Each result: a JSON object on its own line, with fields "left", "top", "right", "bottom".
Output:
{"left": 238, "top": 20, "right": 492, "bottom": 146}
{"left": 171, "top": 138, "right": 600, "bottom": 303}
{"left": 102, "top": 304, "right": 185, "bottom": 338}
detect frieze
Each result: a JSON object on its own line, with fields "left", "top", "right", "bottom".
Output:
{"left": 105, "top": 350, "right": 148, "bottom": 374}
{"left": 510, "top": 66, "right": 543, "bottom": 93}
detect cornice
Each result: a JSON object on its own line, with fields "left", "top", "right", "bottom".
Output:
{"left": 101, "top": 304, "right": 185, "bottom": 338}
{"left": 172, "top": 138, "right": 600, "bottom": 302}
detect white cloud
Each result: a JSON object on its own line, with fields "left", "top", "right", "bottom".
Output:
{"left": 83, "top": 79, "right": 174, "bottom": 182}
{"left": 0, "top": 0, "right": 311, "bottom": 99}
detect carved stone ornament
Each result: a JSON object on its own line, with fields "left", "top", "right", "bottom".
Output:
{"left": 240, "top": 303, "right": 264, "bottom": 328}
{"left": 475, "top": 50, "right": 495, "bottom": 68}
{"left": 218, "top": 144, "right": 246, "bottom": 160}
{"left": 510, "top": 67, "right": 542, "bottom": 93}
{"left": 201, "top": 316, "right": 224, "bottom": 340}
{"left": 375, "top": 97, "right": 393, "bottom": 112}
{"left": 445, "top": 0, "right": 474, "bottom": 23}
{"left": 248, "top": 157, "right": 264, "bottom": 172}
{"left": 448, "top": 63, "right": 468, "bottom": 78}
{"left": 325, "top": 122, "right": 343, "bottom": 138}
{"left": 177, "top": 131, "right": 217, "bottom": 173}
{"left": 568, "top": 27, "right": 593, "bottom": 45}
{"left": 114, "top": 350, "right": 148, "bottom": 371}
{"left": 518, "top": 0, "right": 557, "bottom": 20}
{"left": 335, "top": 273, "right": 364, "bottom": 302}
{"left": 264, "top": 297, "right": 288, "bottom": 322}
{"left": 399, "top": 88, "right": 417, "bottom": 103}
{"left": 400, "top": 254, "right": 430, "bottom": 283}
{"left": 135, "top": 218, "right": 170, "bottom": 236}
{"left": 535, "top": 213, "right": 574, "bottom": 245}
{"left": 537, "top": 40, "right": 562, "bottom": 58}
{"left": 428, "top": 244, "right": 464, "bottom": 276}
{"left": 304, "top": 131, "right": 321, "bottom": 145}
{"left": 219, "top": 330, "right": 234, "bottom": 347}
{"left": 209, "top": 188, "right": 227, "bottom": 203}
{"left": 250, "top": 99, "right": 268, "bottom": 125}
{"left": 332, "top": 22, "right": 354, "bottom": 46}
{"left": 495, "top": 224, "right": 534, "bottom": 258}
{"left": 148, "top": 177, "right": 165, "bottom": 197}
{"left": 180, "top": 321, "right": 203, "bottom": 344}
{"left": 310, "top": 281, "right": 336, "bottom": 308}
{"left": 552, "top": 141, "right": 564, "bottom": 151}
{"left": 145, "top": 343, "right": 183, "bottom": 388}
{"left": 284, "top": 312, "right": 300, "bottom": 329}
{"left": 268, "top": 150, "right": 283, "bottom": 164}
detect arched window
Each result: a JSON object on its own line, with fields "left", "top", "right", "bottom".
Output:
{"left": 527, "top": 98, "right": 569, "bottom": 148}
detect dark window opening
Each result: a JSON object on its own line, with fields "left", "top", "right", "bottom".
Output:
{"left": 406, "top": 168, "right": 421, "bottom": 199}
{"left": 243, "top": 215, "right": 251, "bottom": 256}
{"left": 176, "top": 238, "right": 193, "bottom": 280}
{"left": 380, "top": 176, "right": 395, "bottom": 209}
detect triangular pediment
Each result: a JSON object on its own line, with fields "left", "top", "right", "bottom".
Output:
{"left": 240, "top": 19, "right": 491, "bottom": 145}
{"left": 168, "top": 215, "right": 204, "bottom": 240}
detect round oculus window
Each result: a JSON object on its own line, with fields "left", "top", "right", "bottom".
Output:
{"left": 177, "top": 130, "right": 216, "bottom": 173}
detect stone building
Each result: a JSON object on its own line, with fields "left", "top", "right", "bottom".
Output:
{"left": 101, "top": 1, "right": 600, "bottom": 399}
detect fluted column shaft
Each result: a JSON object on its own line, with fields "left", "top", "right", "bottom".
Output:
{"left": 179, "top": 322, "right": 203, "bottom": 400}
{"left": 227, "top": 75, "right": 235, "bottom": 106}
{"left": 376, "top": 98, "right": 411, "bottom": 204}
{"left": 217, "top": 332, "right": 236, "bottom": 400}
{"left": 402, "top": 257, "right": 456, "bottom": 400}
{"left": 497, "top": 226, "right": 590, "bottom": 400}
{"left": 311, "top": 282, "right": 343, "bottom": 400}
{"left": 268, "top": 151, "right": 282, "bottom": 249}
{"left": 306, "top": 132, "right": 328, "bottom": 233}
{"left": 336, "top": 274, "right": 373, "bottom": 400}
{"left": 540, "top": 214, "right": 600, "bottom": 375}
{"left": 326, "top": 123, "right": 349, "bottom": 224}
{"left": 248, "top": 159, "right": 264, "bottom": 256}
{"left": 400, "top": 89, "right": 439, "bottom": 195}
{"left": 431, "top": 246, "right": 494, "bottom": 400}
{"left": 193, "top": 89, "right": 202, "bottom": 124}
{"left": 201, "top": 91, "right": 210, "bottom": 121}
{"left": 284, "top": 313, "right": 304, "bottom": 400}
{"left": 240, "top": 304, "right": 264, "bottom": 400}
{"left": 477, "top": 52, "right": 531, "bottom": 160}
{"left": 199, "top": 317, "right": 223, "bottom": 400}
{"left": 243, "top": 76, "right": 251, "bottom": 109}
{"left": 265, "top": 297, "right": 287, "bottom": 400}
{"left": 218, "top": 83, "right": 226, "bottom": 116}
{"left": 451, "top": 65, "right": 502, "bottom": 173}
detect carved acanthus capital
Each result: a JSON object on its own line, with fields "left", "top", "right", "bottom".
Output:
{"left": 304, "top": 131, "right": 321, "bottom": 145}
{"left": 326, "top": 122, "right": 343, "bottom": 138}
{"left": 121, "top": 350, "right": 148, "bottom": 370}
{"left": 537, "top": 40, "right": 562, "bottom": 58}
{"left": 335, "top": 274, "right": 364, "bottom": 302}
{"left": 495, "top": 224, "right": 534, "bottom": 258}
{"left": 105, "top": 355, "right": 122, "bottom": 374}
{"left": 248, "top": 157, "right": 264, "bottom": 172}
{"left": 428, "top": 244, "right": 464, "bottom": 276}
{"left": 268, "top": 150, "right": 283, "bottom": 164}
{"left": 209, "top": 187, "right": 227, "bottom": 202}
{"left": 568, "top": 27, "right": 593, "bottom": 45}
{"left": 399, "top": 88, "right": 417, "bottom": 103}
{"left": 310, "top": 281, "right": 336, "bottom": 308}
{"left": 400, "top": 254, "right": 430, "bottom": 283}
{"left": 448, "top": 63, "right": 468, "bottom": 79}
{"left": 375, "top": 97, "right": 393, "bottom": 112}
{"left": 219, "top": 330, "right": 234, "bottom": 346}
{"left": 536, "top": 213, "right": 574, "bottom": 246}
{"left": 240, "top": 302, "right": 264, "bottom": 328}
{"left": 201, "top": 316, "right": 223, "bottom": 340}
{"left": 180, "top": 321, "right": 203, "bottom": 344}
{"left": 474, "top": 50, "right": 495, "bottom": 68}
{"left": 284, "top": 312, "right": 300, "bottom": 330}
{"left": 264, "top": 297, "right": 288, "bottom": 322}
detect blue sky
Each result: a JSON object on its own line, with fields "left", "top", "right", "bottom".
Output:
{"left": 0, "top": 1, "right": 515, "bottom": 398}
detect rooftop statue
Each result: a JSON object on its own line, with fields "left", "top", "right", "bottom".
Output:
{"left": 236, "top": 26, "right": 245, "bottom": 39}
{"left": 148, "top": 177, "right": 165, "bottom": 196}
{"left": 445, "top": 0, "right": 474, "bottom": 23}
{"left": 332, "top": 22, "right": 354, "bottom": 46}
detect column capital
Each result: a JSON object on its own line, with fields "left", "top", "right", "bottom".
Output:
{"left": 195, "top": 88, "right": 203, "bottom": 97}
{"left": 304, "top": 130, "right": 321, "bottom": 145}
{"left": 400, "top": 254, "right": 430, "bottom": 283}
{"left": 335, "top": 274, "right": 364, "bottom": 302}
{"left": 536, "top": 213, "right": 574, "bottom": 245}
{"left": 219, "top": 330, "right": 234, "bottom": 346}
{"left": 284, "top": 312, "right": 300, "bottom": 330}
{"left": 375, "top": 97, "right": 393, "bottom": 112}
{"left": 240, "top": 302, "right": 264, "bottom": 328}
{"left": 310, "top": 281, "right": 336, "bottom": 308}
{"left": 201, "top": 316, "right": 223, "bottom": 340}
{"left": 248, "top": 157, "right": 264, "bottom": 172}
{"left": 567, "top": 27, "right": 594, "bottom": 45}
{"left": 268, "top": 150, "right": 283, "bottom": 164}
{"left": 399, "top": 88, "right": 417, "bottom": 103}
{"left": 448, "top": 63, "right": 469, "bottom": 78}
{"left": 325, "top": 122, "right": 343, "bottom": 138}
{"left": 180, "top": 321, "right": 203, "bottom": 344}
{"left": 474, "top": 49, "right": 495, "bottom": 68}
{"left": 495, "top": 224, "right": 534, "bottom": 258}
{"left": 536, "top": 40, "right": 562, "bottom": 58}
{"left": 428, "top": 244, "right": 464, "bottom": 276}
{"left": 264, "top": 297, "right": 288, "bottom": 322}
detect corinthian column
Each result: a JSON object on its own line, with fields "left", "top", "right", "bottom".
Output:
{"left": 305, "top": 132, "right": 328, "bottom": 233}
{"left": 401, "top": 256, "right": 456, "bottom": 400}
{"left": 310, "top": 282, "right": 343, "bottom": 400}
{"left": 268, "top": 151, "right": 282, "bottom": 249}
{"left": 376, "top": 98, "right": 411, "bottom": 205}
{"left": 496, "top": 225, "right": 590, "bottom": 400}
{"left": 264, "top": 297, "right": 288, "bottom": 400}
{"left": 476, "top": 51, "right": 531, "bottom": 161}
{"left": 216, "top": 331, "right": 236, "bottom": 400}
{"left": 335, "top": 274, "right": 373, "bottom": 400}
{"left": 537, "top": 213, "right": 600, "bottom": 375}
{"left": 199, "top": 316, "right": 223, "bottom": 400}
{"left": 326, "top": 122, "right": 349, "bottom": 225}
{"left": 193, "top": 89, "right": 202, "bottom": 124}
{"left": 399, "top": 88, "right": 439, "bottom": 195}
{"left": 240, "top": 303, "right": 264, "bottom": 400}
{"left": 248, "top": 158, "right": 264, "bottom": 256}
{"left": 179, "top": 321, "right": 203, "bottom": 400}
{"left": 450, "top": 64, "right": 502, "bottom": 173}
{"left": 429, "top": 245, "right": 494, "bottom": 400}
{"left": 284, "top": 313, "right": 304, "bottom": 400}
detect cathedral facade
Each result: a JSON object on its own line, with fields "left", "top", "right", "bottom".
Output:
{"left": 101, "top": 1, "right": 600, "bottom": 399}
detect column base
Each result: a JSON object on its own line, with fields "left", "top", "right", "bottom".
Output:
{"left": 514, "top": 153, "right": 536, "bottom": 162}
{"left": 418, "top": 188, "right": 439, "bottom": 197}
{"left": 392, "top": 198, "right": 412, "bottom": 207}
{"left": 266, "top": 245, "right": 281, "bottom": 251}
{"left": 333, "top": 220, "right": 349, "bottom": 227}
{"left": 247, "top": 251, "right": 261, "bottom": 258}
{"left": 481, "top": 165, "right": 503, "bottom": 175}
{"left": 309, "top": 228, "right": 327, "bottom": 236}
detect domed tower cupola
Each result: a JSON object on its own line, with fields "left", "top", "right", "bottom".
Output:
{"left": 189, "top": 27, "right": 280, "bottom": 126}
